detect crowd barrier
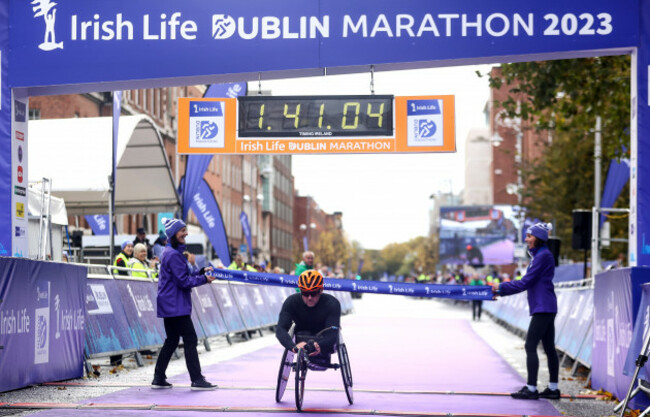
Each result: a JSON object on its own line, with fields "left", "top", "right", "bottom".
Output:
{"left": 83, "top": 265, "right": 355, "bottom": 368}
{"left": 484, "top": 267, "right": 650, "bottom": 407}
{"left": 483, "top": 280, "right": 594, "bottom": 372}
{"left": 0, "top": 258, "right": 87, "bottom": 393}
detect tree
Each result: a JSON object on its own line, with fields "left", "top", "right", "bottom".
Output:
{"left": 485, "top": 57, "right": 630, "bottom": 260}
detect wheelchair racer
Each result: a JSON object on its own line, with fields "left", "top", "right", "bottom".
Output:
{"left": 276, "top": 270, "right": 341, "bottom": 362}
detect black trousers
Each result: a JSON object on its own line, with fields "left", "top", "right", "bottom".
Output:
{"left": 472, "top": 300, "right": 483, "bottom": 320}
{"left": 525, "top": 313, "right": 559, "bottom": 386}
{"left": 154, "top": 315, "right": 203, "bottom": 382}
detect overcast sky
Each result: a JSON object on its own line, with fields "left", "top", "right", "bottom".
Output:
{"left": 260, "top": 65, "right": 494, "bottom": 250}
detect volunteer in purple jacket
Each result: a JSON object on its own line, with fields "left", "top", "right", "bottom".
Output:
{"left": 494, "top": 222, "right": 560, "bottom": 401}
{"left": 152, "top": 217, "right": 217, "bottom": 391}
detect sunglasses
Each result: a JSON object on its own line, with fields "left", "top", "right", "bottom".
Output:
{"left": 301, "top": 290, "right": 320, "bottom": 298}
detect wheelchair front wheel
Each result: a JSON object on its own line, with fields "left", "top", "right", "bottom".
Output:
{"left": 295, "top": 348, "right": 308, "bottom": 411}
{"left": 275, "top": 348, "right": 294, "bottom": 402}
{"left": 338, "top": 343, "right": 353, "bottom": 404}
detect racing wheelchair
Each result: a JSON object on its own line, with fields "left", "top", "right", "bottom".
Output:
{"left": 275, "top": 326, "right": 353, "bottom": 411}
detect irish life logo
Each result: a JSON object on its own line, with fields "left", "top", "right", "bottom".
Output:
{"left": 406, "top": 99, "right": 444, "bottom": 147}
{"left": 189, "top": 101, "right": 225, "bottom": 148}
{"left": 32, "top": 0, "right": 63, "bottom": 51}
{"left": 34, "top": 281, "right": 51, "bottom": 364}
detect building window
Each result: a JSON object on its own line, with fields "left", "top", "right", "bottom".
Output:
{"left": 28, "top": 109, "right": 41, "bottom": 120}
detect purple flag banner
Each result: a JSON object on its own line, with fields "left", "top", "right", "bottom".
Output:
{"left": 239, "top": 211, "right": 253, "bottom": 260}
{"left": 0, "top": 258, "right": 86, "bottom": 393}
{"left": 593, "top": 267, "right": 650, "bottom": 400}
{"left": 191, "top": 179, "right": 231, "bottom": 266}
{"left": 600, "top": 158, "right": 630, "bottom": 227}
{"left": 85, "top": 214, "right": 110, "bottom": 235}
{"left": 303, "top": 236, "right": 309, "bottom": 252}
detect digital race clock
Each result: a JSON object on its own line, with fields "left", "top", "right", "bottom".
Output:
{"left": 238, "top": 95, "right": 394, "bottom": 138}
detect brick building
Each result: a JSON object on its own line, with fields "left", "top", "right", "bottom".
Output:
{"left": 29, "top": 87, "right": 294, "bottom": 269}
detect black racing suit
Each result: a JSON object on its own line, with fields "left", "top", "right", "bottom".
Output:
{"left": 275, "top": 292, "right": 341, "bottom": 356}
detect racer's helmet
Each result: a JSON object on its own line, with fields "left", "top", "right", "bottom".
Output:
{"left": 298, "top": 270, "right": 324, "bottom": 292}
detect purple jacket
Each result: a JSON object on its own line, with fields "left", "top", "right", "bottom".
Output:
{"left": 157, "top": 244, "right": 207, "bottom": 318}
{"left": 499, "top": 245, "right": 557, "bottom": 315}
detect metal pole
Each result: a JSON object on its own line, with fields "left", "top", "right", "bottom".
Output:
{"left": 591, "top": 117, "right": 602, "bottom": 277}
{"left": 516, "top": 129, "right": 523, "bottom": 272}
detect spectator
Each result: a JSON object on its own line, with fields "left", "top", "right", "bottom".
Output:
{"left": 295, "top": 251, "right": 315, "bottom": 276}
{"left": 152, "top": 217, "right": 216, "bottom": 391}
{"left": 133, "top": 227, "right": 153, "bottom": 259}
{"left": 494, "top": 222, "right": 560, "bottom": 400}
{"left": 153, "top": 231, "right": 168, "bottom": 260}
{"left": 62, "top": 251, "right": 69, "bottom": 263}
{"left": 227, "top": 253, "right": 245, "bottom": 270}
{"left": 469, "top": 274, "right": 484, "bottom": 321}
{"left": 129, "top": 243, "right": 158, "bottom": 278}
{"left": 113, "top": 240, "right": 134, "bottom": 276}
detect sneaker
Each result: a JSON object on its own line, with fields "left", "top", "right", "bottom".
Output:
{"left": 151, "top": 379, "right": 173, "bottom": 389}
{"left": 511, "top": 386, "right": 539, "bottom": 400}
{"left": 191, "top": 378, "right": 218, "bottom": 391}
{"left": 539, "top": 387, "right": 561, "bottom": 399}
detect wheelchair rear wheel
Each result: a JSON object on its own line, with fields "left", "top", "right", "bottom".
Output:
{"left": 295, "top": 348, "right": 308, "bottom": 411}
{"left": 275, "top": 348, "right": 294, "bottom": 402}
{"left": 338, "top": 343, "right": 353, "bottom": 404}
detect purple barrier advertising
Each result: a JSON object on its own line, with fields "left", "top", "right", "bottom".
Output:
{"left": 557, "top": 289, "right": 594, "bottom": 360}
{"left": 190, "top": 303, "right": 207, "bottom": 340}
{"left": 553, "top": 291, "right": 575, "bottom": 344}
{"left": 625, "top": 283, "right": 650, "bottom": 381}
{"left": 0, "top": 258, "right": 86, "bottom": 393}
{"left": 229, "top": 284, "right": 263, "bottom": 330}
{"left": 210, "top": 282, "right": 246, "bottom": 334}
{"left": 85, "top": 278, "right": 138, "bottom": 356}
{"left": 593, "top": 267, "right": 650, "bottom": 400}
{"left": 190, "top": 284, "right": 229, "bottom": 338}
{"left": 246, "top": 285, "right": 275, "bottom": 327}
{"left": 113, "top": 278, "right": 165, "bottom": 349}
{"left": 261, "top": 286, "right": 285, "bottom": 319}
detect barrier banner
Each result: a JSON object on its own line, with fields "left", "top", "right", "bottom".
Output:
{"left": 113, "top": 278, "right": 165, "bottom": 349}
{"left": 209, "top": 268, "right": 493, "bottom": 300}
{"left": 85, "top": 278, "right": 138, "bottom": 356}
{"left": 624, "top": 283, "right": 650, "bottom": 381}
{"left": 593, "top": 268, "right": 650, "bottom": 400}
{"left": 553, "top": 291, "right": 574, "bottom": 344}
{"left": 556, "top": 289, "right": 593, "bottom": 359}
{"left": 190, "top": 284, "right": 229, "bottom": 338}
{"left": 261, "top": 286, "right": 285, "bottom": 318}
{"left": 247, "top": 285, "right": 275, "bottom": 327}
{"left": 190, "top": 304, "right": 207, "bottom": 340}
{"left": 229, "top": 284, "right": 263, "bottom": 330}
{"left": 0, "top": 259, "right": 86, "bottom": 393}
{"left": 210, "top": 282, "right": 246, "bottom": 334}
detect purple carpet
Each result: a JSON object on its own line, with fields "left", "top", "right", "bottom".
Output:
{"left": 26, "top": 315, "right": 562, "bottom": 416}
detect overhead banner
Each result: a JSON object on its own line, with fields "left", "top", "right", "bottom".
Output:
{"left": 8, "top": 1, "right": 637, "bottom": 92}
{"left": 178, "top": 96, "right": 455, "bottom": 155}
{"left": 208, "top": 267, "right": 494, "bottom": 300}
{"left": 0, "top": 258, "right": 86, "bottom": 393}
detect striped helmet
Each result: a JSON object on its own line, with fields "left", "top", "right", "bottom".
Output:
{"left": 298, "top": 270, "right": 323, "bottom": 291}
